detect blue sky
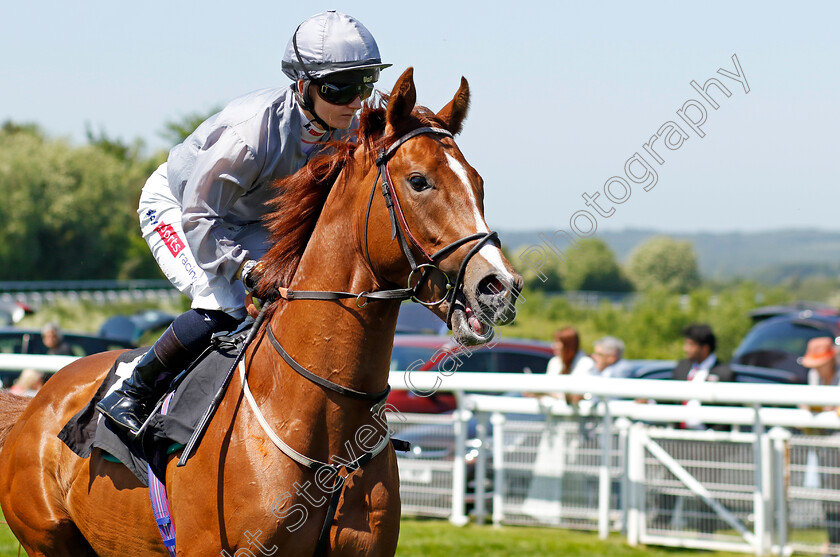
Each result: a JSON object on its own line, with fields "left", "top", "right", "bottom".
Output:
{"left": 2, "top": 1, "right": 838, "bottom": 233}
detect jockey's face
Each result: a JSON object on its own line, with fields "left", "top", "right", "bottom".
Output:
{"left": 305, "top": 81, "right": 363, "bottom": 129}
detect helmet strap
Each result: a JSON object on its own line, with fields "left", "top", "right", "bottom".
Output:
{"left": 294, "top": 81, "right": 334, "bottom": 132}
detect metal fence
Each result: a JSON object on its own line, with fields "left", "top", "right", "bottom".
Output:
{"left": 390, "top": 412, "right": 456, "bottom": 518}
{"left": 0, "top": 279, "right": 180, "bottom": 306}
{"left": 385, "top": 379, "right": 840, "bottom": 557}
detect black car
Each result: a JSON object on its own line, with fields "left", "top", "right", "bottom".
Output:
{"left": 629, "top": 361, "right": 803, "bottom": 384}
{"left": 731, "top": 309, "right": 840, "bottom": 384}
{"left": 98, "top": 310, "right": 176, "bottom": 344}
{"left": 0, "top": 328, "right": 135, "bottom": 388}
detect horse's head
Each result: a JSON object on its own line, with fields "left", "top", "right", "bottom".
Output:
{"left": 362, "top": 68, "right": 523, "bottom": 346}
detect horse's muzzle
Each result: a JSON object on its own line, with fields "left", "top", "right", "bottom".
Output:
{"left": 450, "top": 268, "right": 523, "bottom": 347}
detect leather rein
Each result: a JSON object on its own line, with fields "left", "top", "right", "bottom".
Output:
{"left": 246, "top": 126, "right": 500, "bottom": 556}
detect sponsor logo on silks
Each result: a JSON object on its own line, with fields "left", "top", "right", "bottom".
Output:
{"left": 155, "top": 222, "right": 184, "bottom": 257}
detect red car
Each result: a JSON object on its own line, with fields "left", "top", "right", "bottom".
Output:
{"left": 388, "top": 334, "right": 554, "bottom": 413}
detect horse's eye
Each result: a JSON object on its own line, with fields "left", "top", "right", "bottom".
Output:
{"left": 408, "top": 174, "right": 431, "bottom": 192}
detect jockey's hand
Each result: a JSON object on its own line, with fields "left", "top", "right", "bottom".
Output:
{"left": 238, "top": 260, "right": 267, "bottom": 292}
{"left": 244, "top": 293, "right": 260, "bottom": 319}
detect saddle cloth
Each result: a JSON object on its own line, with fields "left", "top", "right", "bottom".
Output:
{"left": 58, "top": 328, "right": 248, "bottom": 486}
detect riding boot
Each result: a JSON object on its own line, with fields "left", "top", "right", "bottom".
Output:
{"left": 96, "top": 325, "right": 195, "bottom": 437}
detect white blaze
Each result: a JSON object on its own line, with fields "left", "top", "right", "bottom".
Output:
{"left": 443, "top": 152, "right": 516, "bottom": 284}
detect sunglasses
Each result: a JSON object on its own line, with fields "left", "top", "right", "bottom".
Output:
{"left": 317, "top": 81, "right": 375, "bottom": 105}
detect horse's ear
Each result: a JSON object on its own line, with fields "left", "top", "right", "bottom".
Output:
{"left": 436, "top": 77, "right": 470, "bottom": 135}
{"left": 386, "top": 67, "right": 417, "bottom": 132}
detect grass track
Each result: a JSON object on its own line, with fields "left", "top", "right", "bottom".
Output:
{"left": 0, "top": 516, "right": 750, "bottom": 557}
{"left": 395, "top": 518, "right": 745, "bottom": 557}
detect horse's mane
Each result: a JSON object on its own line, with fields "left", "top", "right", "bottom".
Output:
{"left": 255, "top": 93, "right": 447, "bottom": 299}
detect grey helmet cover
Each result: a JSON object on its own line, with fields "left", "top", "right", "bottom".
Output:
{"left": 282, "top": 11, "right": 391, "bottom": 83}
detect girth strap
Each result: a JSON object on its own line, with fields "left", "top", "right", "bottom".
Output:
{"left": 267, "top": 324, "right": 390, "bottom": 404}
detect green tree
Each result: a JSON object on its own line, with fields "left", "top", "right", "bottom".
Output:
{"left": 514, "top": 245, "right": 564, "bottom": 292}
{"left": 559, "top": 238, "right": 634, "bottom": 292}
{"left": 0, "top": 122, "right": 162, "bottom": 280}
{"left": 626, "top": 236, "right": 701, "bottom": 293}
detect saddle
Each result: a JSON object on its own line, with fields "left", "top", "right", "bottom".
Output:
{"left": 58, "top": 326, "right": 250, "bottom": 486}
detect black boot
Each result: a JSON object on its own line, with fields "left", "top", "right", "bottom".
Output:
{"left": 96, "top": 326, "right": 194, "bottom": 437}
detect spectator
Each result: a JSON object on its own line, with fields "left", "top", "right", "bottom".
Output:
{"left": 592, "top": 335, "right": 632, "bottom": 378}
{"left": 672, "top": 323, "right": 733, "bottom": 430}
{"left": 802, "top": 336, "right": 840, "bottom": 393}
{"left": 9, "top": 368, "right": 44, "bottom": 396}
{"left": 41, "top": 323, "right": 73, "bottom": 356}
{"left": 546, "top": 327, "right": 596, "bottom": 405}
{"left": 653, "top": 324, "right": 733, "bottom": 532}
{"left": 798, "top": 336, "right": 840, "bottom": 555}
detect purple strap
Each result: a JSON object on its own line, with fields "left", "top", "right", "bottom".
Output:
{"left": 148, "top": 393, "right": 177, "bottom": 556}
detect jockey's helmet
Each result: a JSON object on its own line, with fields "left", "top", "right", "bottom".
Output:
{"left": 282, "top": 11, "right": 391, "bottom": 86}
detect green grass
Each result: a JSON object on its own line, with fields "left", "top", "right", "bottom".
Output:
{"left": 0, "top": 516, "right": 754, "bottom": 557}
{"left": 395, "top": 519, "right": 746, "bottom": 557}
{"left": 0, "top": 518, "right": 24, "bottom": 557}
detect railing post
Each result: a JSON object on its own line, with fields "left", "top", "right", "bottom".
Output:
{"left": 598, "top": 399, "right": 613, "bottom": 539}
{"left": 474, "top": 411, "right": 490, "bottom": 524}
{"left": 753, "top": 403, "right": 766, "bottom": 556}
{"left": 769, "top": 426, "right": 791, "bottom": 557}
{"left": 616, "top": 416, "right": 631, "bottom": 535}
{"left": 491, "top": 411, "right": 506, "bottom": 527}
{"left": 450, "top": 391, "right": 470, "bottom": 526}
{"left": 626, "top": 421, "right": 645, "bottom": 546}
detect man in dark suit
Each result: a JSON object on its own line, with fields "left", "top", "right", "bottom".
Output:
{"left": 656, "top": 324, "right": 733, "bottom": 533}
{"left": 672, "top": 323, "right": 733, "bottom": 384}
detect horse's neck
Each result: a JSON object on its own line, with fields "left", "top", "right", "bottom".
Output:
{"left": 276, "top": 183, "right": 397, "bottom": 391}
{"left": 246, "top": 179, "right": 398, "bottom": 458}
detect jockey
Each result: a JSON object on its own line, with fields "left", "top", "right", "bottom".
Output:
{"left": 97, "top": 10, "right": 391, "bottom": 437}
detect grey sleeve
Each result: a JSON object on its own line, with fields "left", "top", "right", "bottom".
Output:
{"left": 180, "top": 127, "right": 262, "bottom": 281}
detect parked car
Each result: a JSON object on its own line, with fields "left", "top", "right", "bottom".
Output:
{"left": 395, "top": 304, "right": 448, "bottom": 335}
{"left": 0, "top": 327, "right": 135, "bottom": 388}
{"left": 98, "top": 309, "right": 176, "bottom": 344}
{"left": 388, "top": 335, "right": 554, "bottom": 414}
{"left": 747, "top": 302, "right": 840, "bottom": 323}
{"left": 731, "top": 309, "right": 840, "bottom": 384}
{"left": 629, "top": 360, "right": 803, "bottom": 384}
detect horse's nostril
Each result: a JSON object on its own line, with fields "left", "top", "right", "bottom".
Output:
{"left": 478, "top": 275, "right": 506, "bottom": 297}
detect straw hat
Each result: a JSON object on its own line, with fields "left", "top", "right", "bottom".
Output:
{"left": 800, "top": 337, "right": 838, "bottom": 368}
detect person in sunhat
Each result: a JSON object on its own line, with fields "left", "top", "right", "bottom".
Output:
{"left": 802, "top": 336, "right": 840, "bottom": 390}
{"left": 799, "top": 336, "right": 840, "bottom": 556}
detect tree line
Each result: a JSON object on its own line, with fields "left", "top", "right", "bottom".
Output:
{"left": 0, "top": 121, "right": 186, "bottom": 281}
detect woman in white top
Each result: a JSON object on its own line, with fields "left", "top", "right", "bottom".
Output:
{"left": 545, "top": 327, "right": 596, "bottom": 404}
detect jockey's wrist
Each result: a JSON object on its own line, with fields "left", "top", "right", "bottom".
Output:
{"left": 237, "top": 259, "right": 256, "bottom": 281}
{"left": 239, "top": 259, "right": 266, "bottom": 291}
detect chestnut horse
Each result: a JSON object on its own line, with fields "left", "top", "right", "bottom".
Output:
{"left": 0, "top": 67, "right": 522, "bottom": 556}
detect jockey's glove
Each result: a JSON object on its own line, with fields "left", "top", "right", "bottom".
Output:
{"left": 238, "top": 259, "right": 267, "bottom": 292}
